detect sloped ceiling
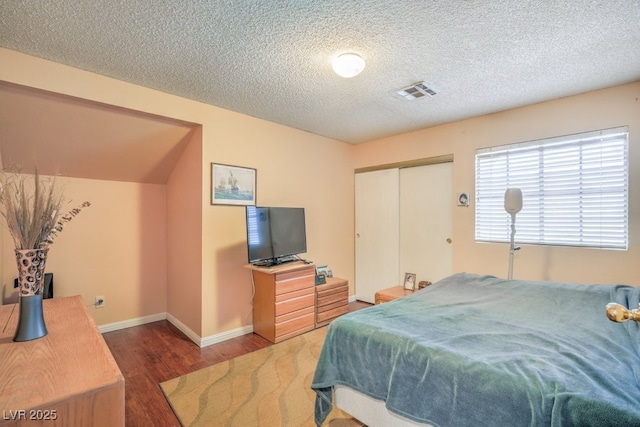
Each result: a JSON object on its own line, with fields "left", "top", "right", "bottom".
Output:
{"left": 0, "top": 82, "right": 196, "bottom": 184}
{"left": 0, "top": 1, "right": 639, "bottom": 182}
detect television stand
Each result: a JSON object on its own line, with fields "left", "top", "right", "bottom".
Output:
{"left": 245, "top": 261, "right": 316, "bottom": 343}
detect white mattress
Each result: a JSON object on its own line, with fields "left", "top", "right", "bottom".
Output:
{"left": 335, "top": 385, "right": 433, "bottom": 427}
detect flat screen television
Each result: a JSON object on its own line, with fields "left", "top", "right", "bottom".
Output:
{"left": 245, "top": 206, "right": 307, "bottom": 266}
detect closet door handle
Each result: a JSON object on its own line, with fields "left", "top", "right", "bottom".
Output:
{"left": 446, "top": 238, "right": 452, "bottom": 244}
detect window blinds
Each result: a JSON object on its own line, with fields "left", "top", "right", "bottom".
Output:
{"left": 475, "top": 126, "right": 628, "bottom": 249}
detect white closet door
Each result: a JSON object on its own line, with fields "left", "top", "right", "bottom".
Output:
{"left": 399, "top": 163, "right": 453, "bottom": 285}
{"left": 355, "top": 169, "right": 399, "bottom": 303}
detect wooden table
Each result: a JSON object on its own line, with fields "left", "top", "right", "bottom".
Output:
{"left": 0, "top": 296, "right": 124, "bottom": 426}
{"left": 375, "top": 285, "right": 414, "bottom": 304}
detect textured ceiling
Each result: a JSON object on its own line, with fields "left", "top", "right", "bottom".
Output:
{"left": 1, "top": 1, "right": 640, "bottom": 147}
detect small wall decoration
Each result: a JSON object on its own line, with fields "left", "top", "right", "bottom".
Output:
{"left": 211, "top": 163, "right": 256, "bottom": 206}
{"left": 403, "top": 273, "right": 417, "bottom": 291}
{"left": 457, "top": 192, "right": 470, "bottom": 207}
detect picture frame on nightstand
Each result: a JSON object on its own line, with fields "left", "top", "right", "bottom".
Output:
{"left": 316, "top": 265, "right": 331, "bottom": 278}
{"left": 403, "top": 273, "right": 416, "bottom": 291}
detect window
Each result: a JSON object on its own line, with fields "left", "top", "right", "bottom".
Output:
{"left": 475, "top": 126, "right": 628, "bottom": 250}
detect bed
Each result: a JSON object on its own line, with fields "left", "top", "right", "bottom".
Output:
{"left": 311, "top": 273, "right": 640, "bottom": 427}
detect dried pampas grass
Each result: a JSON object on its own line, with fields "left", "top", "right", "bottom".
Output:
{"left": 0, "top": 169, "right": 90, "bottom": 250}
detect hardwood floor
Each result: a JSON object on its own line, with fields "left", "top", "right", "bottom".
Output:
{"left": 103, "top": 300, "right": 372, "bottom": 426}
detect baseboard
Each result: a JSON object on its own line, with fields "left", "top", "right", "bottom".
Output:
{"left": 166, "top": 312, "right": 201, "bottom": 346}
{"left": 200, "top": 325, "right": 254, "bottom": 348}
{"left": 187, "top": 296, "right": 355, "bottom": 346}
{"left": 98, "top": 312, "right": 167, "bottom": 333}
{"left": 100, "top": 304, "right": 359, "bottom": 347}
{"left": 166, "top": 313, "right": 254, "bottom": 348}
{"left": 97, "top": 311, "right": 255, "bottom": 349}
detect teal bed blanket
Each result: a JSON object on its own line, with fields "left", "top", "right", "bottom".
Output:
{"left": 311, "top": 273, "right": 640, "bottom": 426}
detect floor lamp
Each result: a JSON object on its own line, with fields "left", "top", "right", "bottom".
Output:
{"left": 504, "top": 188, "right": 522, "bottom": 280}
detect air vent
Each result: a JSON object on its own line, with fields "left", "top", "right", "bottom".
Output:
{"left": 396, "top": 81, "right": 438, "bottom": 100}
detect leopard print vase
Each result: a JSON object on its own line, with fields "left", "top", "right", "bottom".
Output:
{"left": 15, "top": 248, "right": 49, "bottom": 296}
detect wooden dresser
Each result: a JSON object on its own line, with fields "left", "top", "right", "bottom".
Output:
{"left": 0, "top": 295, "right": 124, "bottom": 426}
{"left": 247, "top": 262, "right": 316, "bottom": 343}
{"left": 315, "top": 277, "right": 349, "bottom": 327}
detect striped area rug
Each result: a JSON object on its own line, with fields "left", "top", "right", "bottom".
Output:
{"left": 160, "top": 327, "right": 360, "bottom": 426}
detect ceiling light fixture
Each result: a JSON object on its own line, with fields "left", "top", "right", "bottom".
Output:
{"left": 332, "top": 53, "right": 366, "bottom": 78}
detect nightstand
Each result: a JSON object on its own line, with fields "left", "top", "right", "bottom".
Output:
{"left": 315, "top": 277, "right": 349, "bottom": 327}
{"left": 375, "top": 285, "right": 414, "bottom": 304}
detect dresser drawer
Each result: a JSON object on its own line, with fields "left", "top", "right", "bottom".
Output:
{"left": 275, "top": 266, "right": 315, "bottom": 282}
{"left": 275, "top": 292, "right": 315, "bottom": 316}
{"left": 276, "top": 305, "right": 314, "bottom": 324}
{"left": 316, "top": 278, "right": 347, "bottom": 291}
{"left": 317, "top": 304, "right": 349, "bottom": 324}
{"left": 317, "top": 298, "right": 348, "bottom": 314}
{"left": 275, "top": 271, "right": 315, "bottom": 295}
{"left": 275, "top": 324, "right": 315, "bottom": 343}
{"left": 317, "top": 283, "right": 348, "bottom": 298}
{"left": 275, "top": 287, "right": 314, "bottom": 303}
{"left": 317, "top": 289, "right": 348, "bottom": 308}
{"left": 275, "top": 310, "right": 315, "bottom": 339}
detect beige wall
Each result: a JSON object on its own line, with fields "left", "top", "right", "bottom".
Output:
{"left": 0, "top": 48, "right": 356, "bottom": 338}
{"left": 354, "top": 82, "right": 640, "bottom": 285}
{"left": 200, "top": 118, "right": 354, "bottom": 336}
{"left": 1, "top": 176, "right": 169, "bottom": 325}
{"left": 167, "top": 127, "right": 203, "bottom": 335}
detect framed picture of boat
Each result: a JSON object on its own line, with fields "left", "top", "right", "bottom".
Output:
{"left": 211, "top": 163, "right": 256, "bottom": 206}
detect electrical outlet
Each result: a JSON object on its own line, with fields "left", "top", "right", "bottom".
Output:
{"left": 95, "top": 296, "right": 105, "bottom": 308}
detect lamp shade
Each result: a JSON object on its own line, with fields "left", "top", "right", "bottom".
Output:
{"left": 332, "top": 53, "right": 366, "bottom": 78}
{"left": 504, "top": 188, "right": 523, "bottom": 214}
